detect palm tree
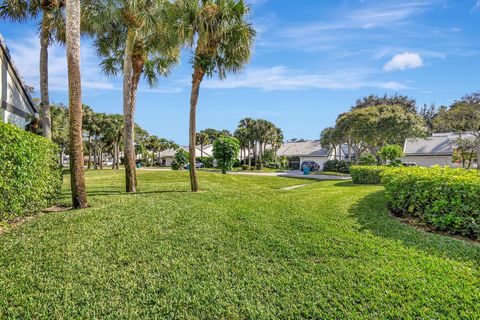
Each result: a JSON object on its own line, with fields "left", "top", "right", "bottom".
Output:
{"left": 173, "top": 0, "right": 255, "bottom": 191}
{"left": 65, "top": 0, "right": 87, "bottom": 208}
{"left": 0, "top": 0, "right": 65, "bottom": 140}
{"left": 83, "top": 0, "right": 180, "bottom": 192}
{"left": 196, "top": 131, "right": 210, "bottom": 157}
{"left": 238, "top": 117, "right": 255, "bottom": 167}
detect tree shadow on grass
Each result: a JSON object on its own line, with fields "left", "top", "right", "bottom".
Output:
{"left": 59, "top": 189, "right": 190, "bottom": 199}
{"left": 349, "top": 190, "right": 480, "bottom": 264}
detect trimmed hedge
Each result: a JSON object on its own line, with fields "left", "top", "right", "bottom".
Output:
{"left": 0, "top": 123, "right": 62, "bottom": 220}
{"left": 323, "top": 160, "right": 351, "bottom": 174}
{"left": 381, "top": 167, "right": 480, "bottom": 239}
{"left": 351, "top": 166, "right": 387, "bottom": 184}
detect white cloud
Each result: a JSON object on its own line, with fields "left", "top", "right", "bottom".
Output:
{"left": 204, "top": 66, "right": 409, "bottom": 91}
{"left": 383, "top": 52, "right": 424, "bottom": 71}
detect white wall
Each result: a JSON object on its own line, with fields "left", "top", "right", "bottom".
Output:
{"left": 1, "top": 47, "right": 33, "bottom": 129}
{"left": 403, "top": 155, "right": 452, "bottom": 167}
{"left": 299, "top": 156, "right": 328, "bottom": 170}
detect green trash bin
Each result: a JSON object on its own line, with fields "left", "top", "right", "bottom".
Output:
{"left": 136, "top": 163, "right": 141, "bottom": 169}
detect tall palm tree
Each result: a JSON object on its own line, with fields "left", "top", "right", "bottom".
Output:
{"left": 66, "top": 0, "right": 87, "bottom": 208}
{"left": 174, "top": 0, "right": 255, "bottom": 192}
{"left": 238, "top": 117, "right": 255, "bottom": 167}
{"left": 83, "top": 0, "right": 180, "bottom": 192}
{"left": 0, "top": 0, "right": 65, "bottom": 140}
{"left": 196, "top": 131, "right": 210, "bottom": 157}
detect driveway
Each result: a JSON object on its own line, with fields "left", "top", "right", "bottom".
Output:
{"left": 227, "top": 170, "right": 351, "bottom": 181}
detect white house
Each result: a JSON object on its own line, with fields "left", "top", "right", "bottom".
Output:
{"left": 159, "top": 145, "right": 213, "bottom": 166}
{"left": 403, "top": 136, "right": 454, "bottom": 167}
{"left": 277, "top": 140, "right": 338, "bottom": 170}
{"left": 403, "top": 132, "right": 478, "bottom": 168}
{"left": 0, "top": 33, "right": 38, "bottom": 129}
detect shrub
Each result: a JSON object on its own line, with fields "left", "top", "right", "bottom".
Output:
{"left": 172, "top": 149, "right": 189, "bottom": 170}
{"left": 351, "top": 166, "right": 387, "bottom": 184}
{"left": 359, "top": 154, "right": 377, "bottom": 166}
{"left": 197, "top": 156, "right": 214, "bottom": 168}
{"left": 381, "top": 167, "right": 480, "bottom": 239}
{"left": 323, "top": 160, "right": 352, "bottom": 174}
{"left": 377, "top": 144, "right": 403, "bottom": 165}
{"left": 241, "top": 165, "right": 249, "bottom": 171}
{"left": 0, "top": 123, "right": 62, "bottom": 220}
{"left": 212, "top": 136, "right": 240, "bottom": 174}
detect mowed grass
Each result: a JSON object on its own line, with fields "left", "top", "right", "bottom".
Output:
{"left": 0, "top": 170, "right": 479, "bottom": 319}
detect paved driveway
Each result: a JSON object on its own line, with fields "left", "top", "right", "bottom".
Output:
{"left": 228, "top": 170, "right": 351, "bottom": 181}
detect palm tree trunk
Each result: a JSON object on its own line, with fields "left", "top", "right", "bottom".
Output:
{"left": 93, "top": 146, "right": 98, "bottom": 169}
{"left": 476, "top": 138, "right": 480, "bottom": 171}
{"left": 66, "top": 0, "right": 87, "bottom": 209}
{"left": 189, "top": 68, "right": 205, "bottom": 192}
{"left": 99, "top": 148, "right": 103, "bottom": 169}
{"left": 39, "top": 17, "right": 51, "bottom": 140}
{"left": 123, "top": 29, "right": 137, "bottom": 192}
{"left": 248, "top": 141, "right": 251, "bottom": 167}
{"left": 87, "top": 133, "right": 92, "bottom": 169}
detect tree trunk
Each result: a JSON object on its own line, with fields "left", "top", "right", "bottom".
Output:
{"left": 348, "top": 138, "right": 352, "bottom": 162}
{"left": 112, "top": 142, "right": 116, "bottom": 169}
{"left": 99, "top": 148, "right": 103, "bottom": 169}
{"left": 87, "top": 133, "right": 92, "bottom": 169}
{"left": 189, "top": 68, "right": 205, "bottom": 192}
{"left": 59, "top": 148, "right": 64, "bottom": 166}
{"left": 40, "top": 15, "right": 51, "bottom": 140}
{"left": 116, "top": 141, "right": 120, "bottom": 170}
{"left": 248, "top": 141, "right": 251, "bottom": 167}
{"left": 93, "top": 146, "right": 98, "bottom": 170}
{"left": 477, "top": 138, "right": 480, "bottom": 171}
{"left": 66, "top": 0, "right": 87, "bottom": 209}
{"left": 123, "top": 30, "right": 138, "bottom": 192}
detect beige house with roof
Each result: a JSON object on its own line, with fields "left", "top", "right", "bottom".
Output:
{"left": 0, "top": 33, "right": 38, "bottom": 129}
{"left": 277, "top": 140, "right": 340, "bottom": 170}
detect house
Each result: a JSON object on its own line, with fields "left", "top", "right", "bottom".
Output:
{"left": 403, "top": 136, "right": 454, "bottom": 167}
{"left": 277, "top": 140, "right": 339, "bottom": 170}
{"left": 0, "top": 33, "right": 38, "bottom": 129}
{"left": 159, "top": 145, "right": 213, "bottom": 166}
{"left": 404, "top": 132, "right": 478, "bottom": 168}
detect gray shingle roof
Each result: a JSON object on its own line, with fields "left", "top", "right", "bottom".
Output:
{"left": 404, "top": 136, "right": 453, "bottom": 155}
{"left": 277, "top": 141, "right": 330, "bottom": 157}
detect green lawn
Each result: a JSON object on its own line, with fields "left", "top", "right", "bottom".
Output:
{"left": 0, "top": 170, "right": 479, "bottom": 319}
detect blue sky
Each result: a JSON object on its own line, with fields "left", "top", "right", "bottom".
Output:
{"left": 1, "top": 0, "right": 480, "bottom": 144}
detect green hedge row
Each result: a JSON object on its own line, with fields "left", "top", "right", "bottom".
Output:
{"left": 351, "top": 166, "right": 387, "bottom": 184}
{"left": 323, "top": 160, "right": 351, "bottom": 174}
{"left": 381, "top": 167, "right": 480, "bottom": 239}
{"left": 0, "top": 122, "right": 62, "bottom": 220}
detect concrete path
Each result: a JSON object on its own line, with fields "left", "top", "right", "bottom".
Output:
{"left": 227, "top": 170, "right": 351, "bottom": 181}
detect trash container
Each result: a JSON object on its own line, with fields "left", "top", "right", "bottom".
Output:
{"left": 136, "top": 163, "right": 142, "bottom": 169}
{"left": 303, "top": 166, "right": 310, "bottom": 175}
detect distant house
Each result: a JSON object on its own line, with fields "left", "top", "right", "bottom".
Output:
{"left": 277, "top": 140, "right": 338, "bottom": 170}
{"left": 160, "top": 145, "right": 213, "bottom": 166}
{"left": 0, "top": 33, "right": 38, "bottom": 129}
{"left": 403, "top": 132, "right": 479, "bottom": 168}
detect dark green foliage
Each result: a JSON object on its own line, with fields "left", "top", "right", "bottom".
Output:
{"left": 359, "top": 154, "right": 377, "bottom": 166}
{"left": 212, "top": 136, "right": 240, "bottom": 174}
{"left": 381, "top": 167, "right": 480, "bottom": 239}
{"left": 377, "top": 145, "right": 403, "bottom": 164}
{"left": 351, "top": 166, "right": 387, "bottom": 184}
{"left": 323, "top": 160, "right": 351, "bottom": 173}
{"left": 171, "top": 149, "right": 189, "bottom": 170}
{"left": 197, "top": 157, "right": 214, "bottom": 168}
{"left": 0, "top": 123, "right": 62, "bottom": 220}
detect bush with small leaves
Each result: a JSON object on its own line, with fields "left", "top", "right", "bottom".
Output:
{"left": 381, "top": 166, "right": 480, "bottom": 239}
{"left": 0, "top": 123, "right": 62, "bottom": 220}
